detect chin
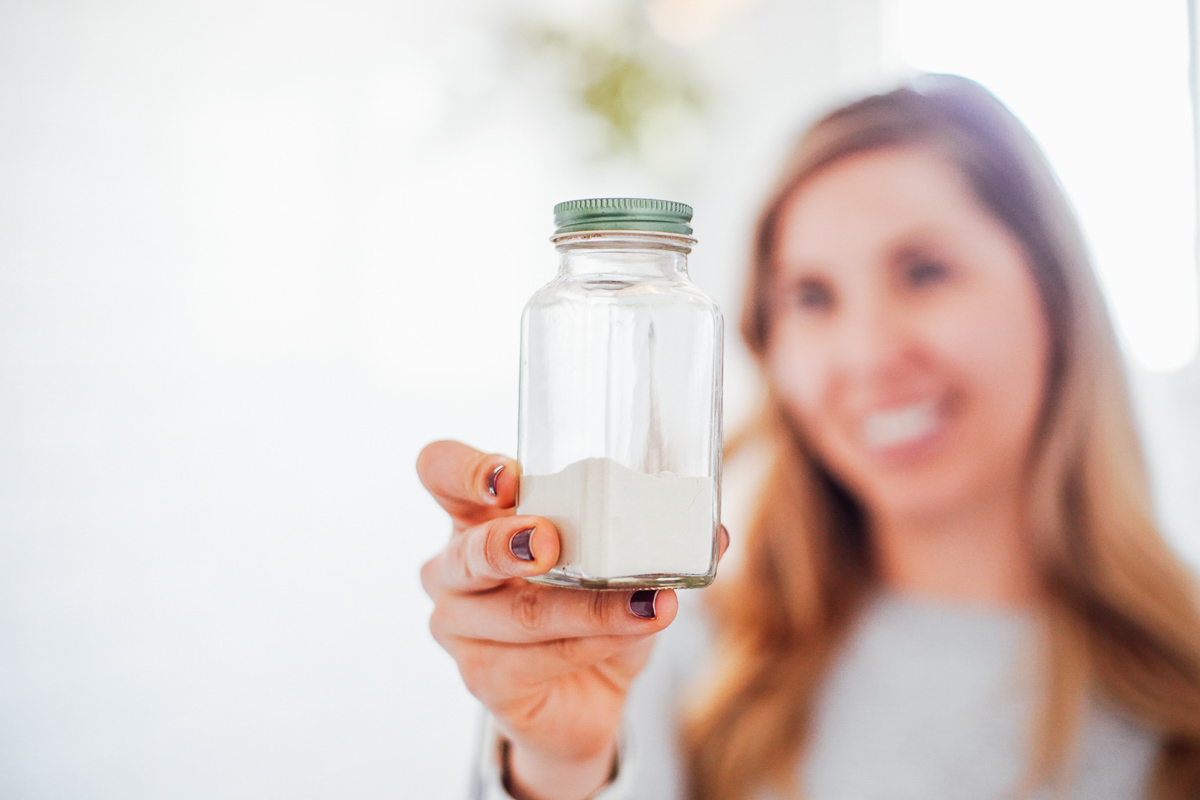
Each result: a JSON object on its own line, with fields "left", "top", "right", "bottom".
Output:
{"left": 843, "top": 460, "right": 980, "bottom": 525}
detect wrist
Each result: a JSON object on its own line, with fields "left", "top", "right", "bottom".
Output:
{"left": 502, "top": 737, "right": 619, "bottom": 800}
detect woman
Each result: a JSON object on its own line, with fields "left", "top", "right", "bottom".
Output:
{"left": 417, "top": 75, "right": 1200, "bottom": 799}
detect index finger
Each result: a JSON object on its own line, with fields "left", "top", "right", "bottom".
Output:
{"left": 422, "top": 514, "right": 561, "bottom": 595}
{"left": 416, "top": 440, "right": 520, "bottom": 529}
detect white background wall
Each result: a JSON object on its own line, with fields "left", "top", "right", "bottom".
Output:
{"left": 1, "top": 1, "right": 1196, "bottom": 798}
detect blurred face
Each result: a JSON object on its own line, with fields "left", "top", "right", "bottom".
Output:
{"left": 765, "top": 147, "right": 1050, "bottom": 524}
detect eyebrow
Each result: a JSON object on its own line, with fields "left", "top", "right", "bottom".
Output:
{"left": 771, "top": 257, "right": 831, "bottom": 284}
{"left": 884, "top": 227, "right": 952, "bottom": 263}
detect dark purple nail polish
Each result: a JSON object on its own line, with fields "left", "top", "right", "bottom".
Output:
{"left": 629, "top": 590, "right": 658, "bottom": 619}
{"left": 487, "top": 464, "right": 504, "bottom": 498}
{"left": 509, "top": 527, "right": 535, "bottom": 561}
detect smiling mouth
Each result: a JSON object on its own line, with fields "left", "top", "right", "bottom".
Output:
{"left": 860, "top": 399, "right": 942, "bottom": 452}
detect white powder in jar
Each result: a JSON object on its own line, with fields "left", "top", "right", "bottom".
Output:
{"left": 517, "top": 457, "right": 714, "bottom": 579}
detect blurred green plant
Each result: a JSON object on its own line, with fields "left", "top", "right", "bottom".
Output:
{"left": 509, "top": 4, "right": 708, "bottom": 160}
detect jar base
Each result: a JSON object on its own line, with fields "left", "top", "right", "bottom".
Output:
{"left": 525, "top": 568, "right": 715, "bottom": 591}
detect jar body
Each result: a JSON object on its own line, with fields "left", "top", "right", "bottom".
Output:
{"left": 517, "top": 232, "right": 723, "bottom": 590}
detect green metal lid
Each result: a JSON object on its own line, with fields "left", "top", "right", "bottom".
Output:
{"left": 553, "top": 197, "right": 693, "bottom": 236}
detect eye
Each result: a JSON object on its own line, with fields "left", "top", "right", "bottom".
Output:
{"left": 904, "top": 257, "right": 949, "bottom": 288}
{"left": 790, "top": 278, "right": 835, "bottom": 312}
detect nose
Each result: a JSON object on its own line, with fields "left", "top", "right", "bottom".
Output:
{"left": 833, "top": 292, "right": 912, "bottom": 386}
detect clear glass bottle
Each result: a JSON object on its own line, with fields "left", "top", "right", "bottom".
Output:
{"left": 517, "top": 198, "right": 723, "bottom": 590}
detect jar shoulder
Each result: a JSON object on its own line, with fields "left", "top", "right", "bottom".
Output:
{"left": 523, "top": 274, "right": 723, "bottom": 315}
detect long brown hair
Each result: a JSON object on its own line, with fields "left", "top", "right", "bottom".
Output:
{"left": 684, "top": 75, "right": 1200, "bottom": 799}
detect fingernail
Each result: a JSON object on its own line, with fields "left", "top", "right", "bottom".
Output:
{"left": 509, "top": 527, "right": 535, "bottom": 561}
{"left": 487, "top": 464, "right": 505, "bottom": 498}
{"left": 629, "top": 590, "right": 658, "bottom": 619}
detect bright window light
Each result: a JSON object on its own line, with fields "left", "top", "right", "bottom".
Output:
{"left": 886, "top": 0, "right": 1199, "bottom": 372}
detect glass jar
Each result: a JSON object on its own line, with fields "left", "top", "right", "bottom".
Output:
{"left": 517, "top": 198, "right": 723, "bottom": 590}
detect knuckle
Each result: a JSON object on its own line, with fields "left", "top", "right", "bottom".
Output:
{"left": 550, "top": 636, "right": 585, "bottom": 664}
{"left": 427, "top": 603, "right": 449, "bottom": 642}
{"left": 415, "top": 442, "right": 437, "bottom": 476}
{"left": 586, "top": 590, "right": 612, "bottom": 630}
{"left": 470, "top": 452, "right": 492, "bottom": 489}
{"left": 481, "top": 521, "right": 509, "bottom": 577}
{"left": 419, "top": 556, "right": 440, "bottom": 596}
{"left": 427, "top": 607, "right": 465, "bottom": 658}
{"left": 428, "top": 626, "right": 458, "bottom": 662}
{"left": 447, "top": 534, "right": 474, "bottom": 583}
{"left": 511, "top": 587, "right": 546, "bottom": 636}
{"left": 456, "top": 650, "right": 493, "bottom": 700}
{"left": 415, "top": 440, "right": 450, "bottom": 489}
{"left": 460, "top": 450, "right": 492, "bottom": 502}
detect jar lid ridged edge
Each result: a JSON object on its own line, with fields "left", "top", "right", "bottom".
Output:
{"left": 553, "top": 197, "right": 694, "bottom": 236}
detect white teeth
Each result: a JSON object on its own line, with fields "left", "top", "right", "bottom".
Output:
{"left": 861, "top": 400, "right": 940, "bottom": 450}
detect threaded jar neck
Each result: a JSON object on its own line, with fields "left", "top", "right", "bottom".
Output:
{"left": 553, "top": 230, "right": 693, "bottom": 279}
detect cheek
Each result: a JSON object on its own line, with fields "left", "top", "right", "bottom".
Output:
{"left": 765, "top": 324, "right": 835, "bottom": 431}
{"left": 931, "top": 283, "right": 1050, "bottom": 443}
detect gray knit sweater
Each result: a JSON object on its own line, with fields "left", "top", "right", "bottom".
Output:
{"left": 473, "top": 589, "right": 1158, "bottom": 799}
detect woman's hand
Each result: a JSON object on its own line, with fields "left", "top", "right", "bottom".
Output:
{"left": 417, "top": 440, "right": 726, "bottom": 800}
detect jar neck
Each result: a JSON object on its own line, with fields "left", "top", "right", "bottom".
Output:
{"left": 553, "top": 230, "right": 694, "bottom": 279}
